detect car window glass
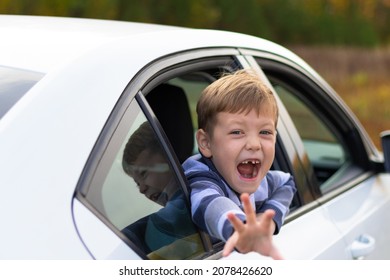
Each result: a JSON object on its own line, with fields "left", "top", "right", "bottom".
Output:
{"left": 83, "top": 100, "right": 205, "bottom": 260}
{"left": 270, "top": 79, "right": 348, "bottom": 188}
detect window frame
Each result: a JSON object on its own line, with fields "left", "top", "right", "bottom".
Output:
{"left": 243, "top": 50, "right": 376, "bottom": 198}
{"left": 269, "top": 76, "right": 350, "bottom": 182}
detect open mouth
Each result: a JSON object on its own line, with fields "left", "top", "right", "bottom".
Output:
{"left": 149, "top": 192, "right": 161, "bottom": 202}
{"left": 148, "top": 191, "right": 169, "bottom": 206}
{"left": 237, "top": 160, "right": 260, "bottom": 179}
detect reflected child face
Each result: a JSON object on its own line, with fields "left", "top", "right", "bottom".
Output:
{"left": 129, "top": 149, "right": 176, "bottom": 206}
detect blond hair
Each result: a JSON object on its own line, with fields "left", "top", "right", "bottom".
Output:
{"left": 197, "top": 69, "right": 278, "bottom": 134}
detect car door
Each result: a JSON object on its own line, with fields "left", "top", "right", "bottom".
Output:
{"left": 72, "top": 48, "right": 247, "bottom": 259}
{"left": 244, "top": 51, "right": 390, "bottom": 259}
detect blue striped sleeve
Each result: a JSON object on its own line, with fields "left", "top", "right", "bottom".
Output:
{"left": 256, "top": 171, "right": 296, "bottom": 234}
{"left": 189, "top": 178, "right": 245, "bottom": 241}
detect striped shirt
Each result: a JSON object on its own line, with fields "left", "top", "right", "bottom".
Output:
{"left": 182, "top": 154, "right": 296, "bottom": 242}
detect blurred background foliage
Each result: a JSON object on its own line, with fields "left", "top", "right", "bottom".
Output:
{"left": 1, "top": 0, "right": 390, "bottom": 46}
{"left": 1, "top": 0, "right": 389, "bottom": 147}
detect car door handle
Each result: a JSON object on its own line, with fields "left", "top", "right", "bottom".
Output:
{"left": 349, "top": 234, "right": 376, "bottom": 259}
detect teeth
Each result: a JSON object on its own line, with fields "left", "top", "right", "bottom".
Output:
{"left": 241, "top": 160, "right": 260, "bottom": 164}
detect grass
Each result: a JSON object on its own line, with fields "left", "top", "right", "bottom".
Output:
{"left": 289, "top": 46, "right": 390, "bottom": 150}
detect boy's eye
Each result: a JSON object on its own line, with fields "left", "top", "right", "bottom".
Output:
{"left": 230, "top": 130, "right": 242, "bottom": 135}
{"left": 140, "top": 170, "right": 147, "bottom": 179}
{"left": 260, "top": 130, "right": 273, "bottom": 135}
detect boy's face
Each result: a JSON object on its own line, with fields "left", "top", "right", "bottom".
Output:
{"left": 197, "top": 108, "right": 276, "bottom": 194}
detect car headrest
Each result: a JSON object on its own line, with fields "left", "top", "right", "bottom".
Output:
{"left": 146, "top": 83, "right": 194, "bottom": 163}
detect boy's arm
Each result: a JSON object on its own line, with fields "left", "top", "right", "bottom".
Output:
{"left": 188, "top": 175, "right": 246, "bottom": 241}
{"left": 183, "top": 157, "right": 248, "bottom": 241}
{"left": 258, "top": 171, "right": 296, "bottom": 234}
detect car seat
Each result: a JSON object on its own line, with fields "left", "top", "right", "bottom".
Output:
{"left": 146, "top": 83, "right": 194, "bottom": 163}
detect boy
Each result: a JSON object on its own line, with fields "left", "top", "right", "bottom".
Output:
{"left": 182, "top": 69, "right": 296, "bottom": 259}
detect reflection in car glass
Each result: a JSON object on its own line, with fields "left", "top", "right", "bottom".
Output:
{"left": 121, "top": 121, "right": 203, "bottom": 259}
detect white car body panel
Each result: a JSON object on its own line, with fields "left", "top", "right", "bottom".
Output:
{"left": 325, "top": 174, "right": 390, "bottom": 259}
{"left": 73, "top": 200, "right": 142, "bottom": 260}
{"left": 226, "top": 204, "right": 349, "bottom": 260}
{"left": 227, "top": 173, "right": 390, "bottom": 260}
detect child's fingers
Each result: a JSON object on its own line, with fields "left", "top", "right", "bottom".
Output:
{"left": 259, "top": 209, "right": 275, "bottom": 229}
{"left": 262, "top": 209, "right": 275, "bottom": 219}
{"left": 226, "top": 212, "right": 245, "bottom": 232}
{"left": 223, "top": 212, "right": 244, "bottom": 257}
{"left": 240, "top": 193, "right": 256, "bottom": 224}
{"left": 269, "top": 246, "right": 284, "bottom": 260}
{"left": 222, "top": 236, "right": 236, "bottom": 257}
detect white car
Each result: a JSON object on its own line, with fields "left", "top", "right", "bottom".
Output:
{"left": 1, "top": 15, "right": 389, "bottom": 260}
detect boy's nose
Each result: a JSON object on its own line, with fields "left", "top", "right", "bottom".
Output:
{"left": 246, "top": 135, "right": 261, "bottom": 150}
{"left": 138, "top": 182, "right": 147, "bottom": 194}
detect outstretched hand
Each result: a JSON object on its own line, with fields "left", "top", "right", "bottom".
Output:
{"left": 222, "top": 193, "right": 283, "bottom": 260}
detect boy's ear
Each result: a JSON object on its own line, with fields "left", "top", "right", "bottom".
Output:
{"left": 196, "top": 129, "right": 212, "bottom": 158}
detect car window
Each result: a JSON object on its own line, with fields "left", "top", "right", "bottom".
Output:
{"left": 255, "top": 59, "right": 367, "bottom": 195}
{"left": 75, "top": 52, "right": 245, "bottom": 259}
{"left": 272, "top": 81, "right": 346, "bottom": 185}
{"left": 80, "top": 99, "right": 205, "bottom": 260}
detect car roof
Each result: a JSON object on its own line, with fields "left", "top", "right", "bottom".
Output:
{"left": 0, "top": 15, "right": 308, "bottom": 74}
{"left": 0, "top": 15, "right": 186, "bottom": 73}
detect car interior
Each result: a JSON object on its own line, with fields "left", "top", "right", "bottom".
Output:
{"left": 146, "top": 83, "right": 194, "bottom": 164}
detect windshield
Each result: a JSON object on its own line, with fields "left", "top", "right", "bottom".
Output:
{"left": 0, "top": 66, "right": 44, "bottom": 119}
